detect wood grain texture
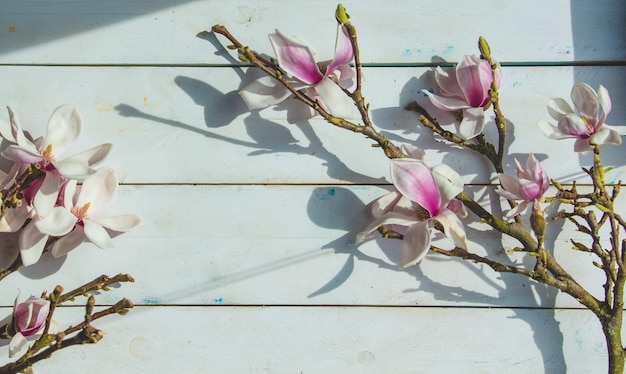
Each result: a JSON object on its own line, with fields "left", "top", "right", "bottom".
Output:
{"left": 0, "top": 0, "right": 624, "bottom": 372}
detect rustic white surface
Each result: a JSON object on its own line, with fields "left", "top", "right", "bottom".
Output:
{"left": 0, "top": 0, "right": 625, "bottom": 373}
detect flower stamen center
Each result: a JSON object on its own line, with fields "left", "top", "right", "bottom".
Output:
{"left": 40, "top": 144, "right": 55, "bottom": 163}
{"left": 71, "top": 202, "right": 91, "bottom": 220}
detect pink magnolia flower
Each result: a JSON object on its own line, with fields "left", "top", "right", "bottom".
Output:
{"left": 8, "top": 294, "right": 50, "bottom": 357}
{"left": 496, "top": 153, "right": 549, "bottom": 217}
{"left": 538, "top": 83, "right": 624, "bottom": 152}
{"left": 18, "top": 168, "right": 140, "bottom": 266}
{"left": 0, "top": 106, "right": 112, "bottom": 220}
{"left": 422, "top": 54, "right": 501, "bottom": 139}
{"left": 357, "top": 158, "right": 468, "bottom": 268}
{"left": 240, "top": 24, "right": 354, "bottom": 117}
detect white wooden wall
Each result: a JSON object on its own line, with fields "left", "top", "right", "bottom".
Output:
{"left": 0, "top": 1, "right": 625, "bottom": 372}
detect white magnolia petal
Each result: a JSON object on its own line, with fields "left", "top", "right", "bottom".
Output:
{"left": 19, "top": 222, "right": 48, "bottom": 267}
{"left": 505, "top": 201, "right": 531, "bottom": 218}
{"left": 0, "top": 205, "right": 30, "bottom": 233}
{"left": 458, "top": 107, "right": 485, "bottom": 139}
{"left": 92, "top": 214, "right": 141, "bottom": 232}
{"left": 356, "top": 211, "right": 418, "bottom": 243}
{"left": 590, "top": 126, "right": 623, "bottom": 146}
{"left": 423, "top": 91, "right": 469, "bottom": 111}
{"left": 573, "top": 138, "right": 594, "bottom": 153}
{"left": 1, "top": 145, "right": 44, "bottom": 164}
{"left": 51, "top": 226, "right": 86, "bottom": 257}
{"left": 44, "top": 105, "right": 82, "bottom": 155}
{"left": 399, "top": 221, "right": 432, "bottom": 268}
{"left": 537, "top": 120, "right": 571, "bottom": 140}
{"left": 497, "top": 173, "right": 522, "bottom": 200}
{"left": 435, "top": 209, "right": 468, "bottom": 250}
{"left": 83, "top": 220, "right": 113, "bottom": 249}
{"left": 546, "top": 98, "right": 574, "bottom": 120}
{"left": 0, "top": 116, "right": 14, "bottom": 143}
{"left": 63, "top": 143, "right": 112, "bottom": 167}
{"left": 53, "top": 159, "right": 95, "bottom": 180}
{"left": 239, "top": 76, "right": 295, "bottom": 110}
{"left": 571, "top": 83, "right": 599, "bottom": 121}
{"left": 77, "top": 168, "right": 118, "bottom": 212}
{"left": 35, "top": 207, "right": 77, "bottom": 236}
{"left": 433, "top": 66, "right": 464, "bottom": 98}
{"left": 366, "top": 191, "right": 403, "bottom": 219}
{"left": 314, "top": 78, "right": 353, "bottom": 118}
{"left": 597, "top": 85, "right": 612, "bottom": 126}
{"left": 431, "top": 164, "right": 464, "bottom": 208}
{"left": 9, "top": 332, "right": 27, "bottom": 358}
{"left": 33, "top": 172, "right": 62, "bottom": 218}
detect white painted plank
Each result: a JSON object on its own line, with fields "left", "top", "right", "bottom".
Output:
{"left": 0, "top": 65, "right": 624, "bottom": 184}
{"left": 0, "top": 306, "right": 608, "bottom": 373}
{"left": 0, "top": 0, "right": 623, "bottom": 64}
{"left": 0, "top": 185, "right": 621, "bottom": 308}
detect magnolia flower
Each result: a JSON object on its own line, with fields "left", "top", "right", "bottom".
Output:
{"left": 357, "top": 158, "right": 468, "bottom": 268}
{"left": 8, "top": 294, "right": 50, "bottom": 357}
{"left": 496, "top": 153, "right": 549, "bottom": 217}
{"left": 18, "top": 168, "right": 140, "bottom": 266}
{"left": 538, "top": 83, "right": 624, "bottom": 152}
{"left": 240, "top": 24, "right": 354, "bottom": 117}
{"left": 422, "top": 54, "right": 501, "bottom": 139}
{"left": 0, "top": 105, "right": 112, "bottom": 217}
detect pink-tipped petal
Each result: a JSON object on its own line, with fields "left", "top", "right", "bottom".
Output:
{"left": 390, "top": 159, "right": 440, "bottom": 216}
{"left": 456, "top": 55, "right": 489, "bottom": 107}
{"left": 44, "top": 105, "right": 82, "bottom": 155}
{"left": 497, "top": 174, "right": 522, "bottom": 200}
{"left": 324, "top": 25, "right": 353, "bottom": 78}
{"left": 399, "top": 220, "right": 431, "bottom": 268}
{"left": 269, "top": 30, "right": 323, "bottom": 84}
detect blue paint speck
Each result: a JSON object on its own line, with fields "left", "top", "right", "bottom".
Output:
{"left": 213, "top": 297, "right": 224, "bottom": 304}
{"left": 143, "top": 296, "right": 160, "bottom": 305}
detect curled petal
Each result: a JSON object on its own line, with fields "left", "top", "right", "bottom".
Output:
{"left": 456, "top": 55, "right": 490, "bottom": 107}
{"left": 44, "top": 105, "right": 82, "bottom": 155}
{"left": 433, "top": 66, "right": 463, "bottom": 98}
{"left": 390, "top": 158, "right": 440, "bottom": 217}
{"left": 269, "top": 29, "right": 323, "bottom": 84}
{"left": 400, "top": 221, "right": 431, "bottom": 268}
{"left": 505, "top": 201, "right": 531, "bottom": 218}
{"left": 366, "top": 191, "right": 403, "bottom": 219}
{"left": 497, "top": 173, "right": 522, "bottom": 200}
{"left": 596, "top": 85, "right": 612, "bottom": 126}
{"left": 423, "top": 91, "right": 469, "bottom": 111}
